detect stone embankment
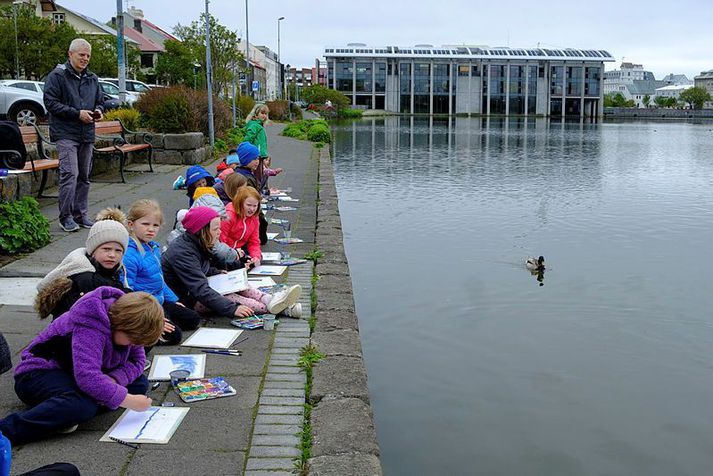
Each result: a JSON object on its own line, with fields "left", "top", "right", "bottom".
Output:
{"left": 307, "top": 147, "right": 383, "bottom": 475}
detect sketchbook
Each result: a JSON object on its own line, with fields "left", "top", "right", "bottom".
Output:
{"left": 261, "top": 252, "right": 282, "bottom": 262}
{"left": 266, "top": 232, "right": 279, "bottom": 240}
{"left": 207, "top": 268, "right": 249, "bottom": 295}
{"left": 181, "top": 328, "right": 243, "bottom": 349}
{"left": 248, "top": 276, "right": 276, "bottom": 288}
{"left": 147, "top": 354, "right": 206, "bottom": 381}
{"left": 100, "top": 406, "right": 189, "bottom": 444}
{"left": 176, "top": 377, "right": 237, "bottom": 403}
{"left": 248, "top": 265, "right": 287, "bottom": 276}
{"left": 277, "top": 196, "right": 299, "bottom": 202}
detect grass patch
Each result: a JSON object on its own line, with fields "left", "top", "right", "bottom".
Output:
{"left": 282, "top": 119, "right": 331, "bottom": 143}
{"left": 295, "top": 403, "right": 313, "bottom": 475}
{"left": 304, "top": 248, "right": 324, "bottom": 262}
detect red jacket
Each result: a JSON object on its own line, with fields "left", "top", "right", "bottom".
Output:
{"left": 220, "top": 203, "right": 262, "bottom": 260}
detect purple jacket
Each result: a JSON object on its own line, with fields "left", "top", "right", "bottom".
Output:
{"left": 15, "top": 287, "right": 145, "bottom": 409}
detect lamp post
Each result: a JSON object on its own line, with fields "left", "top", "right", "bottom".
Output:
{"left": 205, "top": 0, "right": 215, "bottom": 147}
{"left": 116, "top": 0, "right": 127, "bottom": 103}
{"left": 245, "top": 0, "right": 251, "bottom": 99}
{"left": 277, "top": 16, "right": 284, "bottom": 99}
{"left": 12, "top": 0, "right": 22, "bottom": 79}
{"left": 231, "top": 59, "right": 237, "bottom": 128}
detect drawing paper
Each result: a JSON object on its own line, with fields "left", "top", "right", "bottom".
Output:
{"left": 147, "top": 354, "right": 206, "bottom": 381}
{"left": 181, "top": 328, "right": 243, "bottom": 349}
{"left": 207, "top": 268, "right": 248, "bottom": 295}
{"left": 248, "top": 265, "right": 287, "bottom": 276}
{"left": 100, "top": 407, "right": 189, "bottom": 444}
{"left": 267, "top": 232, "right": 279, "bottom": 240}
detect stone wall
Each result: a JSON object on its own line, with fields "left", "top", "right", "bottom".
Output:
{"left": 604, "top": 107, "right": 713, "bottom": 118}
{"left": 307, "top": 147, "right": 383, "bottom": 475}
{"left": 144, "top": 132, "right": 211, "bottom": 165}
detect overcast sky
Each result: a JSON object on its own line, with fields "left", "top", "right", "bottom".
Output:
{"left": 59, "top": 0, "right": 712, "bottom": 79}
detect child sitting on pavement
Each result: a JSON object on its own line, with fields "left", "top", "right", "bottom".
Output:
{"left": 34, "top": 208, "right": 132, "bottom": 320}
{"left": 162, "top": 207, "right": 302, "bottom": 319}
{"left": 124, "top": 199, "right": 201, "bottom": 344}
{"left": 0, "top": 288, "right": 164, "bottom": 445}
{"left": 184, "top": 165, "right": 215, "bottom": 206}
{"left": 221, "top": 186, "right": 263, "bottom": 267}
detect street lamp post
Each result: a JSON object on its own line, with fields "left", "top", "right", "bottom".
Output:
{"left": 116, "top": 0, "right": 127, "bottom": 103}
{"left": 205, "top": 0, "right": 215, "bottom": 147}
{"left": 277, "top": 16, "right": 284, "bottom": 99}
{"left": 245, "top": 0, "right": 251, "bottom": 99}
{"left": 12, "top": 0, "right": 22, "bottom": 79}
{"left": 231, "top": 60, "right": 237, "bottom": 128}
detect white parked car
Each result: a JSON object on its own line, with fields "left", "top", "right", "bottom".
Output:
{"left": 0, "top": 80, "right": 47, "bottom": 126}
{"left": 100, "top": 78, "right": 151, "bottom": 102}
{"left": 99, "top": 80, "right": 137, "bottom": 106}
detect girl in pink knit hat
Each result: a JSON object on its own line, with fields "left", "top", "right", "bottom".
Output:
{"left": 161, "top": 207, "right": 302, "bottom": 318}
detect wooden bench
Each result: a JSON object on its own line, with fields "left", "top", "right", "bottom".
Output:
{"left": 0, "top": 124, "right": 59, "bottom": 198}
{"left": 93, "top": 120, "right": 153, "bottom": 183}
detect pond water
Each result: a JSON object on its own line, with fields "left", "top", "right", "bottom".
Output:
{"left": 331, "top": 117, "right": 713, "bottom": 476}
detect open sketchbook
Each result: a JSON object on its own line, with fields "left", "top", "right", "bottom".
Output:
{"left": 100, "top": 407, "right": 189, "bottom": 444}
{"left": 207, "top": 268, "right": 249, "bottom": 295}
{"left": 248, "top": 265, "right": 287, "bottom": 276}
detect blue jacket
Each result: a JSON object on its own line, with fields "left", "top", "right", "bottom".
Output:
{"left": 122, "top": 238, "right": 178, "bottom": 305}
{"left": 43, "top": 61, "right": 104, "bottom": 143}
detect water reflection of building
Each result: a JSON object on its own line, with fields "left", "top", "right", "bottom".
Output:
{"left": 323, "top": 44, "right": 615, "bottom": 118}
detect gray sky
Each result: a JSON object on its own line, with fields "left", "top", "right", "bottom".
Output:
{"left": 60, "top": 0, "right": 712, "bottom": 79}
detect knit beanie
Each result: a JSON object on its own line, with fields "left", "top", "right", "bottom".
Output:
{"left": 226, "top": 152, "right": 240, "bottom": 166}
{"left": 193, "top": 186, "right": 219, "bottom": 201}
{"left": 237, "top": 142, "right": 260, "bottom": 167}
{"left": 217, "top": 168, "right": 234, "bottom": 182}
{"left": 185, "top": 165, "right": 213, "bottom": 188}
{"left": 86, "top": 219, "right": 129, "bottom": 255}
{"left": 182, "top": 206, "right": 219, "bottom": 234}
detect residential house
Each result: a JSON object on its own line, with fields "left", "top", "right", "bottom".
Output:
{"left": 661, "top": 73, "right": 692, "bottom": 86}
{"left": 694, "top": 69, "right": 713, "bottom": 108}
{"left": 655, "top": 84, "right": 692, "bottom": 101}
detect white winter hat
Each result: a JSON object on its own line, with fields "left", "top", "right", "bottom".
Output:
{"left": 86, "top": 218, "right": 129, "bottom": 255}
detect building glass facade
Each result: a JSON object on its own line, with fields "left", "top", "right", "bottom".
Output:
{"left": 324, "top": 44, "right": 613, "bottom": 117}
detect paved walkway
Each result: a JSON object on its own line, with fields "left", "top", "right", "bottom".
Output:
{"left": 0, "top": 123, "right": 318, "bottom": 475}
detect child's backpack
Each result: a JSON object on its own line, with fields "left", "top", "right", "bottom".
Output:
{"left": 0, "top": 120, "right": 27, "bottom": 169}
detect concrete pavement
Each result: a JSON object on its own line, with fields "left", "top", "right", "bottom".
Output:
{"left": 0, "top": 123, "right": 318, "bottom": 475}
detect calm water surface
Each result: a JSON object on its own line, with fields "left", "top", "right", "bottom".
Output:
{"left": 331, "top": 118, "right": 713, "bottom": 476}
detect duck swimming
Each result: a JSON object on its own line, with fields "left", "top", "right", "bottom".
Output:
{"left": 526, "top": 256, "right": 545, "bottom": 271}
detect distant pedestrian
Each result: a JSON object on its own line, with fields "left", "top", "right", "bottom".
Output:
{"left": 43, "top": 38, "right": 104, "bottom": 232}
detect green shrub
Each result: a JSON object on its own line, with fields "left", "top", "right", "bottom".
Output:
{"left": 214, "top": 138, "right": 227, "bottom": 153}
{"left": 337, "top": 108, "right": 363, "bottom": 118}
{"left": 306, "top": 123, "right": 331, "bottom": 143}
{"left": 237, "top": 95, "right": 255, "bottom": 119}
{"left": 103, "top": 108, "right": 142, "bottom": 130}
{"left": 225, "top": 126, "right": 245, "bottom": 147}
{"left": 0, "top": 197, "right": 50, "bottom": 254}
{"left": 136, "top": 86, "right": 231, "bottom": 137}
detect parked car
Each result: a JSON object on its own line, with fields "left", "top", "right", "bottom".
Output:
{"left": 0, "top": 80, "right": 47, "bottom": 126}
{"left": 99, "top": 80, "right": 135, "bottom": 107}
{"left": 100, "top": 78, "right": 152, "bottom": 98}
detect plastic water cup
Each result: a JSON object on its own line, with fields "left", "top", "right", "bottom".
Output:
{"left": 263, "top": 315, "right": 276, "bottom": 331}
{"left": 281, "top": 250, "right": 291, "bottom": 260}
{"left": 283, "top": 222, "right": 292, "bottom": 240}
{"left": 169, "top": 369, "right": 190, "bottom": 388}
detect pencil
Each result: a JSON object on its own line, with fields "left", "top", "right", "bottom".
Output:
{"left": 109, "top": 436, "right": 139, "bottom": 449}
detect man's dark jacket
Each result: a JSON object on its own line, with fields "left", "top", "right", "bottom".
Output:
{"left": 43, "top": 61, "right": 104, "bottom": 143}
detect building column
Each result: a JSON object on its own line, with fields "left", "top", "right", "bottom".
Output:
{"left": 352, "top": 59, "right": 356, "bottom": 106}
{"left": 580, "top": 63, "right": 585, "bottom": 119}
{"left": 524, "top": 63, "right": 529, "bottom": 117}
{"left": 429, "top": 61, "right": 434, "bottom": 115}
{"left": 505, "top": 63, "right": 510, "bottom": 115}
{"left": 561, "top": 64, "right": 566, "bottom": 119}
{"left": 410, "top": 61, "right": 415, "bottom": 114}
{"left": 448, "top": 61, "right": 453, "bottom": 115}
{"left": 372, "top": 59, "right": 376, "bottom": 109}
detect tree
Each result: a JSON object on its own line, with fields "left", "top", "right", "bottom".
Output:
{"left": 0, "top": 3, "right": 77, "bottom": 79}
{"left": 642, "top": 94, "right": 651, "bottom": 108}
{"left": 604, "top": 92, "right": 635, "bottom": 108}
{"left": 173, "top": 14, "right": 244, "bottom": 96}
{"left": 155, "top": 39, "right": 197, "bottom": 87}
{"left": 679, "top": 87, "right": 712, "bottom": 110}
{"left": 653, "top": 95, "right": 667, "bottom": 108}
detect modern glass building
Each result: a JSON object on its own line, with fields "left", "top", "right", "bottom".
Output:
{"left": 324, "top": 44, "right": 615, "bottom": 118}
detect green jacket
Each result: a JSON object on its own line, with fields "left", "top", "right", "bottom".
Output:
{"left": 244, "top": 119, "right": 268, "bottom": 157}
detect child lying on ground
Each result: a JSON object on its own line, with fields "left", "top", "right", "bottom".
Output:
{"left": 0, "top": 289, "right": 164, "bottom": 445}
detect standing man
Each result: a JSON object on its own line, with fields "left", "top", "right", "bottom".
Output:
{"left": 43, "top": 38, "right": 104, "bottom": 232}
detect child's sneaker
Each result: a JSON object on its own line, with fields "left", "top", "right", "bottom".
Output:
{"left": 281, "top": 303, "right": 302, "bottom": 318}
{"left": 267, "top": 285, "right": 301, "bottom": 314}
{"left": 57, "top": 424, "right": 78, "bottom": 434}
{"left": 172, "top": 175, "right": 186, "bottom": 190}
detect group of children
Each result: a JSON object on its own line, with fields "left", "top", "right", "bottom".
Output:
{"left": 0, "top": 103, "right": 303, "bottom": 450}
